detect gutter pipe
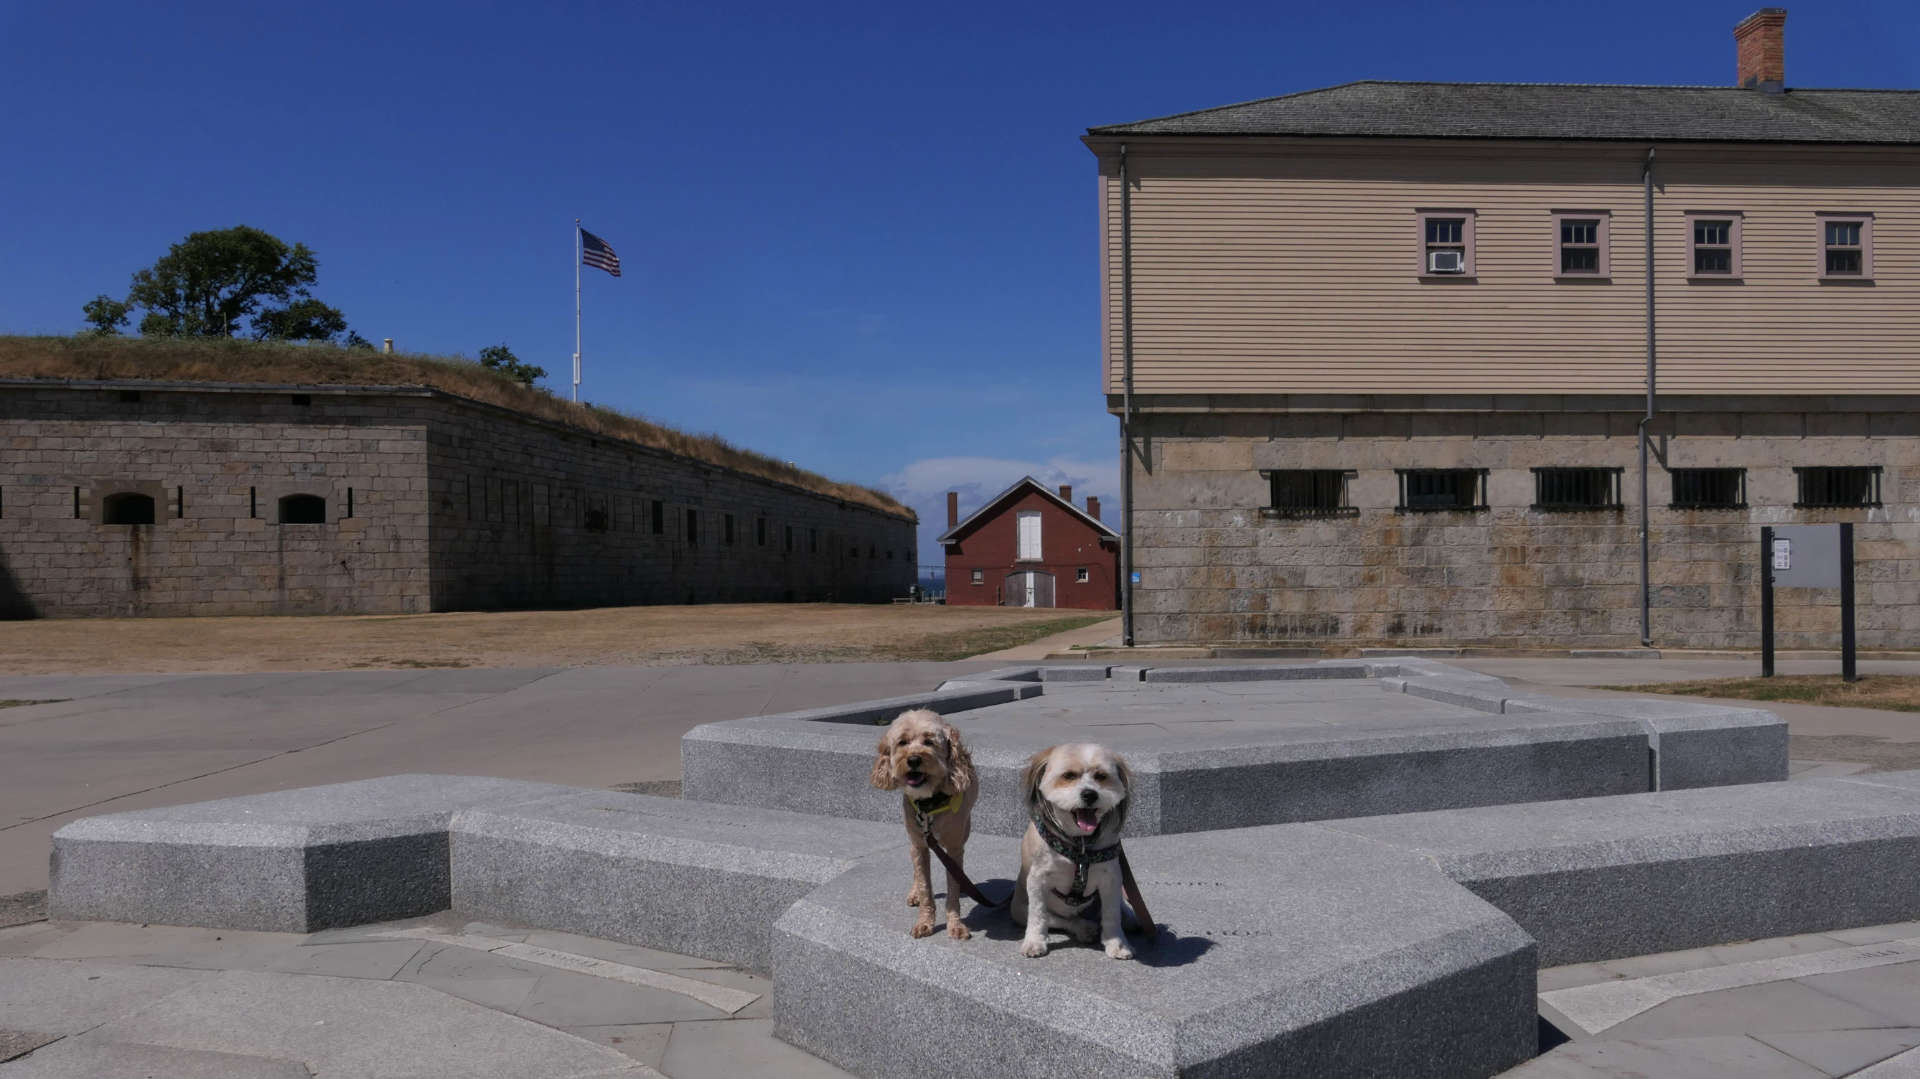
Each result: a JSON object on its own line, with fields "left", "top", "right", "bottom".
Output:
{"left": 1120, "top": 143, "right": 1135, "bottom": 647}
{"left": 1639, "top": 148, "right": 1656, "bottom": 647}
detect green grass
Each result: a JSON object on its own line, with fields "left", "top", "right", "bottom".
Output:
{"left": 1611, "top": 675, "right": 1920, "bottom": 713}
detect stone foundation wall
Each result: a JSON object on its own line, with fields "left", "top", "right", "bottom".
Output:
{"left": 1130, "top": 409, "right": 1920, "bottom": 649}
{"left": 0, "top": 384, "right": 431, "bottom": 617}
{"left": 0, "top": 382, "right": 915, "bottom": 618}
{"left": 424, "top": 400, "right": 916, "bottom": 609}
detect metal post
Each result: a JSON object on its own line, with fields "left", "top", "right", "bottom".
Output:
{"left": 573, "top": 218, "right": 582, "bottom": 403}
{"left": 1840, "top": 521, "right": 1857, "bottom": 682}
{"left": 1639, "top": 148, "right": 1657, "bottom": 646}
{"left": 1760, "top": 526, "right": 1775, "bottom": 677}
{"left": 1119, "top": 144, "right": 1135, "bottom": 647}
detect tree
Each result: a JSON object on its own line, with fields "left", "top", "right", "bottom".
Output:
{"left": 81, "top": 295, "right": 129, "bottom": 336}
{"left": 85, "top": 226, "right": 358, "bottom": 344}
{"left": 477, "top": 344, "right": 546, "bottom": 388}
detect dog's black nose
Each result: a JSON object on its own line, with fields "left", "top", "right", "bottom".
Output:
{"left": 1079, "top": 787, "right": 1099, "bottom": 806}
{"left": 907, "top": 755, "right": 922, "bottom": 768}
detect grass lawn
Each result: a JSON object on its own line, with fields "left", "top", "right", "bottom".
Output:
{"left": 0, "top": 604, "right": 1117, "bottom": 675}
{"left": 1613, "top": 675, "right": 1920, "bottom": 713}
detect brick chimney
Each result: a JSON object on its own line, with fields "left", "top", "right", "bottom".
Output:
{"left": 946, "top": 491, "right": 958, "bottom": 528}
{"left": 1086, "top": 496, "right": 1101, "bottom": 521}
{"left": 1057, "top": 484, "right": 1072, "bottom": 503}
{"left": 1735, "top": 8, "right": 1786, "bottom": 91}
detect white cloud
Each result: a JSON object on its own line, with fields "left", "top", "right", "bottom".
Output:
{"left": 882, "top": 454, "right": 1121, "bottom": 567}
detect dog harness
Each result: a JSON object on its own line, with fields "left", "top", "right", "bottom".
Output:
{"left": 1030, "top": 807, "right": 1120, "bottom": 909}
{"left": 909, "top": 790, "right": 958, "bottom": 836}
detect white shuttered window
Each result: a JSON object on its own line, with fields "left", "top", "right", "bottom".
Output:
{"left": 1017, "top": 512, "right": 1042, "bottom": 560}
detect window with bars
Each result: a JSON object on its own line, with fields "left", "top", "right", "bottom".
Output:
{"left": 1554, "top": 212, "right": 1609, "bottom": 276}
{"left": 1262, "top": 469, "right": 1356, "bottom": 518}
{"left": 1417, "top": 210, "right": 1474, "bottom": 276}
{"left": 1688, "top": 215, "right": 1741, "bottom": 277}
{"left": 1795, "top": 466, "right": 1881, "bottom": 508}
{"left": 1395, "top": 469, "right": 1487, "bottom": 512}
{"left": 1820, "top": 215, "right": 1872, "bottom": 279}
{"left": 1669, "top": 468, "right": 1746, "bottom": 509}
{"left": 1532, "top": 468, "right": 1623, "bottom": 510}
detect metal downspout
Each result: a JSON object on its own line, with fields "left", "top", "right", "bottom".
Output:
{"left": 1639, "top": 148, "right": 1657, "bottom": 646}
{"left": 1120, "top": 144, "right": 1135, "bottom": 647}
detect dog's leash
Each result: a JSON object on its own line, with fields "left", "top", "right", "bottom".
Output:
{"left": 923, "top": 832, "right": 1007, "bottom": 908}
{"left": 1116, "top": 845, "right": 1156, "bottom": 942}
{"left": 1030, "top": 809, "right": 1158, "bottom": 942}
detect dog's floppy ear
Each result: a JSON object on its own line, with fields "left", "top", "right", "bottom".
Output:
{"left": 944, "top": 725, "right": 974, "bottom": 794}
{"left": 870, "top": 728, "right": 899, "bottom": 790}
{"left": 1109, "top": 752, "right": 1134, "bottom": 832}
{"left": 1020, "top": 747, "right": 1053, "bottom": 808}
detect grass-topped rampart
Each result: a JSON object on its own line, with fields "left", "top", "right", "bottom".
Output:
{"left": 0, "top": 335, "right": 910, "bottom": 519}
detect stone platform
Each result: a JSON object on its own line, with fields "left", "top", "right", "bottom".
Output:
{"left": 682, "top": 660, "right": 1786, "bottom": 835}
{"left": 46, "top": 764, "right": 1920, "bottom": 1078}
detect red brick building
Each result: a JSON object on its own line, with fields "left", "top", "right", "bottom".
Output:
{"left": 939, "top": 477, "right": 1119, "bottom": 609}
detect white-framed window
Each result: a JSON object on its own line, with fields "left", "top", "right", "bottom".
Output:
{"left": 970, "top": 569, "right": 984, "bottom": 585}
{"left": 1016, "top": 511, "right": 1042, "bottom": 560}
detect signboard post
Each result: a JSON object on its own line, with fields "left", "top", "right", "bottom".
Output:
{"left": 1758, "top": 523, "right": 1857, "bottom": 682}
{"left": 1759, "top": 526, "right": 1774, "bottom": 678}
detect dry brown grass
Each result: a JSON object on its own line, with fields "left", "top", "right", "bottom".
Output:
{"left": 1614, "top": 674, "right": 1920, "bottom": 713}
{"left": 0, "top": 335, "right": 909, "bottom": 518}
{"left": 0, "top": 604, "right": 1115, "bottom": 675}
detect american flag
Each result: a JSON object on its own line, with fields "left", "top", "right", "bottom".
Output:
{"left": 580, "top": 229, "right": 621, "bottom": 278}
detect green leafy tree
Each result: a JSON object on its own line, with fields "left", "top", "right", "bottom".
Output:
{"left": 81, "top": 295, "right": 130, "bottom": 336}
{"left": 86, "top": 226, "right": 358, "bottom": 344}
{"left": 477, "top": 344, "right": 546, "bottom": 388}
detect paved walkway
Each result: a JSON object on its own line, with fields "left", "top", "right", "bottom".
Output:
{"left": 965, "top": 614, "right": 1121, "bottom": 660}
{"left": 0, "top": 911, "right": 848, "bottom": 1078}
{"left": 6, "top": 653, "right": 1920, "bottom": 1076}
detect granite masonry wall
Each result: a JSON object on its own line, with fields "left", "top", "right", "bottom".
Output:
{"left": 423, "top": 397, "right": 915, "bottom": 609}
{"left": 0, "top": 381, "right": 913, "bottom": 618}
{"left": 1130, "top": 406, "right": 1920, "bottom": 650}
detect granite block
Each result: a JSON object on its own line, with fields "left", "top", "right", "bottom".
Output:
{"left": 1036, "top": 665, "right": 1111, "bottom": 682}
{"left": 1140, "top": 661, "right": 1370, "bottom": 683}
{"left": 1505, "top": 696, "right": 1789, "bottom": 789}
{"left": 450, "top": 789, "right": 901, "bottom": 972}
{"left": 771, "top": 827, "right": 1537, "bottom": 1079}
{"left": 49, "top": 775, "right": 579, "bottom": 932}
{"left": 1315, "top": 774, "right": 1920, "bottom": 965}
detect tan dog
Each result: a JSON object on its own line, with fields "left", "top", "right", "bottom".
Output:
{"left": 870, "top": 708, "right": 977, "bottom": 939}
{"left": 1012, "top": 743, "right": 1134, "bottom": 959}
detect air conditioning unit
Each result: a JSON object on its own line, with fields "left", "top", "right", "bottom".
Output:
{"left": 1428, "top": 250, "right": 1464, "bottom": 274}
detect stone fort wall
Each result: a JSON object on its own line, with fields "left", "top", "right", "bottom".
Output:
{"left": 0, "top": 382, "right": 913, "bottom": 618}
{"left": 1130, "top": 405, "right": 1920, "bottom": 650}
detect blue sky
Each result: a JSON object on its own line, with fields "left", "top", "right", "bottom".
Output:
{"left": 3, "top": 1, "right": 1914, "bottom": 565}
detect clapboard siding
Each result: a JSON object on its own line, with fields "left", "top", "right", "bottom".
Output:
{"left": 1096, "top": 141, "right": 1920, "bottom": 397}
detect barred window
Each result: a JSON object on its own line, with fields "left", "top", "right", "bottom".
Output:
{"left": 1263, "top": 470, "right": 1356, "bottom": 518}
{"left": 1795, "top": 466, "right": 1881, "bottom": 508}
{"left": 1532, "top": 468, "right": 1623, "bottom": 511}
{"left": 1669, "top": 468, "right": 1745, "bottom": 509}
{"left": 1395, "top": 469, "right": 1487, "bottom": 512}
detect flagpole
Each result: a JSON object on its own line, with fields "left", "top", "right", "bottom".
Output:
{"left": 572, "top": 218, "right": 582, "bottom": 403}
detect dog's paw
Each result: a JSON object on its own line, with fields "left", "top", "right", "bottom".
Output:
{"left": 1020, "top": 938, "right": 1049, "bottom": 958}
{"left": 906, "top": 890, "right": 927, "bottom": 907}
{"left": 1105, "top": 940, "right": 1134, "bottom": 960}
{"left": 910, "top": 920, "right": 936, "bottom": 939}
{"left": 947, "top": 922, "right": 971, "bottom": 940}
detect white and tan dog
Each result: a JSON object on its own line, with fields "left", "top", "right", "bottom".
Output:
{"left": 870, "top": 708, "right": 977, "bottom": 939}
{"left": 1012, "top": 743, "right": 1135, "bottom": 959}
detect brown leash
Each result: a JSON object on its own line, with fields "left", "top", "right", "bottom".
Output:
{"left": 1117, "top": 846, "right": 1157, "bottom": 942}
{"left": 923, "top": 832, "right": 1006, "bottom": 908}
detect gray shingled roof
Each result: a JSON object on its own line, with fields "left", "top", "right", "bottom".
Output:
{"left": 1088, "top": 81, "right": 1920, "bottom": 144}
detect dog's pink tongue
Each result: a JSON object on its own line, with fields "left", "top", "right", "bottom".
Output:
{"left": 1073, "top": 809, "right": 1099, "bottom": 833}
